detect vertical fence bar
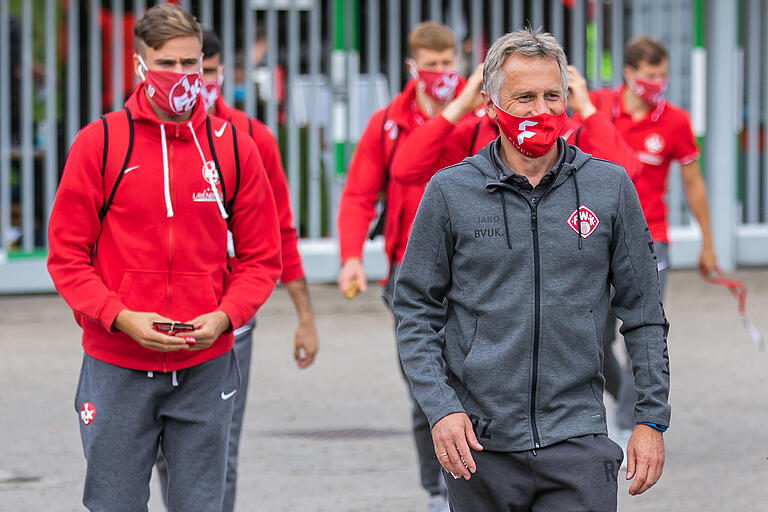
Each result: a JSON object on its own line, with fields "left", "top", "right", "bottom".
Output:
{"left": 21, "top": 0, "right": 34, "bottom": 250}
{"left": 471, "top": 0, "right": 482, "bottom": 66}
{"left": 408, "top": 0, "right": 420, "bottom": 29}
{"left": 244, "top": 0, "right": 255, "bottom": 118}
{"left": 666, "top": 0, "right": 684, "bottom": 227}
{"left": 44, "top": 0, "right": 58, "bottom": 246}
{"left": 221, "top": 0, "right": 235, "bottom": 106}
{"left": 89, "top": 0, "right": 102, "bottom": 122}
{"left": 112, "top": 0, "right": 124, "bottom": 112}
{"left": 611, "top": 0, "right": 623, "bottom": 87}
{"left": 201, "top": 0, "right": 213, "bottom": 27}
{"left": 0, "top": 0, "right": 9, "bottom": 252}
{"left": 287, "top": 5, "right": 300, "bottom": 233}
{"left": 430, "top": 0, "right": 443, "bottom": 22}
{"left": 762, "top": 0, "right": 768, "bottom": 223}
{"left": 67, "top": 0, "right": 80, "bottom": 146}
{"left": 550, "top": 0, "right": 563, "bottom": 43}
{"left": 631, "top": 0, "right": 644, "bottom": 37}
{"left": 368, "top": 0, "right": 381, "bottom": 77}
{"left": 745, "top": 0, "right": 760, "bottom": 223}
{"left": 266, "top": 1, "right": 278, "bottom": 134}
{"left": 510, "top": 0, "right": 523, "bottom": 30}
{"left": 570, "top": 0, "right": 586, "bottom": 72}
{"left": 650, "top": 0, "right": 663, "bottom": 39}
{"left": 309, "top": 0, "right": 321, "bottom": 238}
{"left": 179, "top": 0, "right": 190, "bottom": 13}
{"left": 491, "top": 0, "right": 503, "bottom": 41}
{"left": 387, "top": 0, "right": 401, "bottom": 99}
{"left": 589, "top": 0, "right": 603, "bottom": 88}
{"left": 532, "top": 0, "right": 544, "bottom": 29}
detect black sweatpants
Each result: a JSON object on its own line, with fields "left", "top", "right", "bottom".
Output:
{"left": 445, "top": 434, "right": 623, "bottom": 512}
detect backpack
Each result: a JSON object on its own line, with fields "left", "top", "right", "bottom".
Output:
{"left": 98, "top": 108, "right": 241, "bottom": 222}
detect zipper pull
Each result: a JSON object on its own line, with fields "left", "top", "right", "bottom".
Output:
{"left": 532, "top": 442, "right": 540, "bottom": 456}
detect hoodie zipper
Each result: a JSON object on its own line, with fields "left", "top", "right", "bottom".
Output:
{"left": 528, "top": 197, "right": 542, "bottom": 452}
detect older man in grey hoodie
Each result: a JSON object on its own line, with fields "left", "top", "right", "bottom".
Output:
{"left": 393, "top": 28, "right": 670, "bottom": 511}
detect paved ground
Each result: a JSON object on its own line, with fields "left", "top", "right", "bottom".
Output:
{"left": 1, "top": 269, "right": 768, "bottom": 511}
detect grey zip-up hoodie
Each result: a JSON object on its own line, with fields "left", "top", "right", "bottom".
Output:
{"left": 393, "top": 139, "right": 670, "bottom": 452}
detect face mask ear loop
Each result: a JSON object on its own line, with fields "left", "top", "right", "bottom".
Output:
{"left": 137, "top": 54, "right": 148, "bottom": 81}
{"left": 217, "top": 65, "right": 224, "bottom": 86}
{"left": 407, "top": 60, "right": 418, "bottom": 80}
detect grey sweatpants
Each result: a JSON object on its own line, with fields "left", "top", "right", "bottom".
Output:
{"left": 603, "top": 242, "right": 668, "bottom": 430}
{"left": 156, "top": 318, "right": 254, "bottom": 512}
{"left": 383, "top": 264, "right": 445, "bottom": 497}
{"left": 445, "top": 434, "right": 623, "bottom": 511}
{"left": 75, "top": 351, "right": 240, "bottom": 512}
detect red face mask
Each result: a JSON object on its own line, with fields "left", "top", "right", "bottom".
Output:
{"left": 138, "top": 55, "right": 202, "bottom": 116}
{"left": 414, "top": 68, "right": 460, "bottom": 103}
{"left": 201, "top": 81, "right": 220, "bottom": 112}
{"left": 492, "top": 100, "right": 566, "bottom": 158}
{"left": 630, "top": 77, "right": 667, "bottom": 105}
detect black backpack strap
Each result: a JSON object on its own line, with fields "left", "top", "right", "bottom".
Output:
{"left": 228, "top": 120, "right": 241, "bottom": 213}
{"left": 368, "top": 107, "right": 400, "bottom": 240}
{"left": 99, "top": 107, "right": 134, "bottom": 222}
{"left": 573, "top": 125, "right": 584, "bottom": 147}
{"left": 468, "top": 119, "right": 482, "bottom": 156}
{"left": 101, "top": 115, "right": 109, "bottom": 178}
{"left": 205, "top": 116, "right": 230, "bottom": 219}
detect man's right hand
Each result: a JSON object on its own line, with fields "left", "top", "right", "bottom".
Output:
{"left": 431, "top": 412, "right": 484, "bottom": 480}
{"left": 442, "top": 64, "right": 485, "bottom": 124}
{"left": 337, "top": 258, "right": 367, "bottom": 297}
{"left": 113, "top": 310, "right": 191, "bottom": 352}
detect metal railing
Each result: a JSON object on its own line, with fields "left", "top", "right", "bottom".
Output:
{"left": 0, "top": 0, "right": 763, "bottom": 292}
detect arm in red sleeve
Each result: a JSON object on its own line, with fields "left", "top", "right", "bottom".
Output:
{"left": 390, "top": 114, "right": 457, "bottom": 186}
{"left": 250, "top": 119, "right": 305, "bottom": 283}
{"left": 46, "top": 122, "right": 128, "bottom": 331}
{"left": 571, "top": 111, "right": 641, "bottom": 180}
{"left": 337, "top": 110, "right": 388, "bottom": 263}
{"left": 218, "top": 133, "right": 282, "bottom": 329}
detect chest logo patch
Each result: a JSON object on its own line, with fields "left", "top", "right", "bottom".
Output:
{"left": 644, "top": 134, "right": 665, "bottom": 154}
{"left": 567, "top": 205, "right": 600, "bottom": 239}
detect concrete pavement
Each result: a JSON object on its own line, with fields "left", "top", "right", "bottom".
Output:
{"left": 1, "top": 269, "right": 768, "bottom": 511}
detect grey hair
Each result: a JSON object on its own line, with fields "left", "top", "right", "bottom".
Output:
{"left": 482, "top": 27, "right": 569, "bottom": 103}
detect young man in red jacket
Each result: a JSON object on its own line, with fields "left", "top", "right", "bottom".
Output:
{"left": 155, "top": 28, "right": 319, "bottom": 512}
{"left": 336, "top": 21, "right": 483, "bottom": 511}
{"left": 46, "top": 5, "right": 281, "bottom": 511}
{"left": 581, "top": 36, "right": 718, "bottom": 457}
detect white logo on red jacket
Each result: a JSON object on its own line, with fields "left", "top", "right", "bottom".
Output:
{"left": 644, "top": 134, "right": 664, "bottom": 154}
{"left": 80, "top": 402, "right": 95, "bottom": 426}
{"left": 567, "top": 205, "right": 600, "bottom": 238}
{"left": 192, "top": 161, "right": 223, "bottom": 203}
{"left": 170, "top": 75, "right": 202, "bottom": 115}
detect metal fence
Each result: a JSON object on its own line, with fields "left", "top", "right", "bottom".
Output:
{"left": 0, "top": 0, "right": 763, "bottom": 292}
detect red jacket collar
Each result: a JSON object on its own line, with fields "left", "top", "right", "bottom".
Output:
{"left": 124, "top": 82, "right": 209, "bottom": 138}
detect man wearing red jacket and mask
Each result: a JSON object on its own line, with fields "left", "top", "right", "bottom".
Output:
{"left": 154, "top": 27, "right": 319, "bottom": 512}
{"left": 336, "top": 21, "right": 483, "bottom": 511}
{"left": 46, "top": 5, "right": 281, "bottom": 511}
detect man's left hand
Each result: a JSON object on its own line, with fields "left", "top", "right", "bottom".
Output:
{"left": 294, "top": 319, "right": 319, "bottom": 369}
{"left": 184, "top": 311, "right": 232, "bottom": 350}
{"left": 626, "top": 424, "right": 665, "bottom": 495}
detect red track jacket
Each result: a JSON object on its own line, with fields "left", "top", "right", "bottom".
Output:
{"left": 337, "top": 78, "right": 470, "bottom": 266}
{"left": 213, "top": 96, "right": 305, "bottom": 283}
{"left": 47, "top": 84, "right": 282, "bottom": 371}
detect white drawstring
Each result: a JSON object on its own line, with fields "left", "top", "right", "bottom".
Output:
{"left": 171, "top": 370, "right": 179, "bottom": 387}
{"left": 188, "top": 121, "right": 229, "bottom": 219}
{"left": 159, "top": 125, "right": 174, "bottom": 218}
{"left": 147, "top": 371, "right": 154, "bottom": 378}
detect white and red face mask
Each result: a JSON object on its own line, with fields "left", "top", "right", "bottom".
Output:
{"left": 200, "top": 65, "right": 224, "bottom": 112}
{"left": 629, "top": 77, "right": 667, "bottom": 106}
{"left": 492, "top": 100, "right": 566, "bottom": 158}
{"left": 137, "top": 55, "right": 202, "bottom": 116}
{"left": 409, "top": 62, "right": 459, "bottom": 104}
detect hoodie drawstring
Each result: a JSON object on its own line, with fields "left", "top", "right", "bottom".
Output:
{"left": 572, "top": 170, "right": 583, "bottom": 250}
{"left": 188, "top": 121, "right": 229, "bottom": 220}
{"left": 159, "top": 125, "right": 174, "bottom": 218}
{"left": 499, "top": 189, "right": 513, "bottom": 250}
{"left": 171, "top": 370, "right": 179, "bottom": 387}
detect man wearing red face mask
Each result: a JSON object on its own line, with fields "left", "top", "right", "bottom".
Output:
{"left": 579, "top": 37, "right": 717, "bottom": 456}
{"left": 336, "top": 21, "right": 482, "bottom": 511}
{"left": 47, "top": 5, "right": 281, "bottom": 511}
{"left": 394, "top": 28, "right": 670, "bottom": 511}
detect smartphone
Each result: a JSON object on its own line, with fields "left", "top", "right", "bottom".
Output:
{"left": 152, "top": 322, "right": 195, "bottom": 335}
